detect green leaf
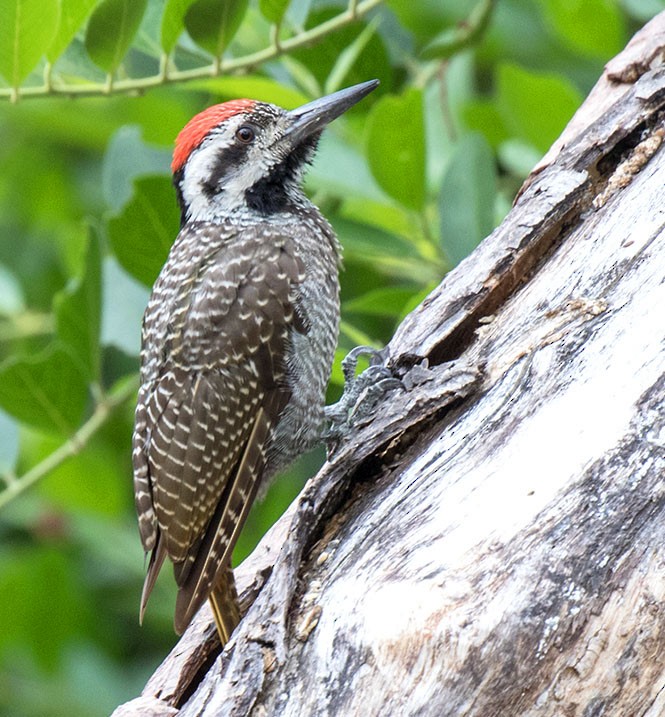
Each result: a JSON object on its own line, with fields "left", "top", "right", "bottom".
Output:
{"left": 333, "top": 217, "right": 442, "bottom": 284}
{"left": 439, "top": 133, "right": 496, "bottom": 266}
{"left": 384, "top": 0, "right": 451, "bottom": 45}
{"left": 497, "top": 63, "right": 582, "bottom": 153}
{"left": 0, "top": 346, "right": 88, "bottom": 434}
{"left": 292, "top": 8, "right": 392, "bottom": 93}
{"left": 328, "top": 346, "right": 346, "bottom": 391}
{"left": 343, "top": 286, "right": 418, "bottom": 317}
{"left": 282, "top": 55, "right": 320, "bottom": 98}
{"left": 0, "top": 547, "right": 93, "bottom": 670}
{"left": 421, "top": 0, "right": 494, "bottom": 60}
{"left": 366, "top": 89, "right": 426, "bottom": 211}
{"left": 26, "top": 422, "right": 129, "bottom": 516}
{"left": 84, "top": 0, "right": 148, "bottom": 74}
{"left": 161, "top": 0, "right": 199, "bottom": 53}
{"left": 107, "top": 175, "right": 179, "bottom": 287}
{"left": 47, "top": 0, "right": 97, "bottom": 63}
{"left": 399, "top": 281, "right": 439, "bottom": 320}
{"left": 333, "top": 217, "right": 415, "bottom": 261}
{"left": 324, "top": 18, "right": 378, "bottom": 95}
{"left": 462, "top": 99, "right": 509, "bottom": 149}
{"left": 341, "top": 197, "right": 413, "bottom": 241}
{"left": 188, "top": 74, "right": 308, "bottom": 108}
{"left": 542, "top": 0, "right": 625, "bottom": 58}
{"left": 309, "top": 132, "right": 387, "bottom": 203}
{"left": 259, "top": 0, "right": 290, "bottom": 25}
{"left": 184, "top": 0, "right": 249, "bottom": 58}
{"left": 0, "top": 0, "right": 59, "bottom": 88}
{"left": 53, "top": 227, "right": 102, "bottom": 382}
{"left": 498, "top": 138, "right": 542, "bottom": 178}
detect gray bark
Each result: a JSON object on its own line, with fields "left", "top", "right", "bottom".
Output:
{"left": 114, "top": 13, "right": 665, "bottom": 717}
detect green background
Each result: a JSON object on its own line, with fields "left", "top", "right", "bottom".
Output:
{"left": 0, "top": 0, "right": 661, "bottom": 714}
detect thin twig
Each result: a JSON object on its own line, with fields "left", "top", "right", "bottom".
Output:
{"left": 0, "top": 375, "right": 139, "bottom": 510}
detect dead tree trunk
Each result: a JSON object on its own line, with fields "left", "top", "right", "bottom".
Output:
{"left": 114, "top": 14, "right": 665, "bottom": 717}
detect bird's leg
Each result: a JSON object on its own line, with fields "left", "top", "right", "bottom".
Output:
{"left": 324, "top": 345, "right": 402, "bottom": 452}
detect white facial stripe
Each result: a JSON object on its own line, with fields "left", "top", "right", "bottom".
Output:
{"left": 178, "top": 114, "right": 293, "bottom": 221}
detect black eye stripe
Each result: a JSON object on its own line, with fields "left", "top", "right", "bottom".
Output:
{"left": 200, "top": 143, "right": 252, "bottom": 199}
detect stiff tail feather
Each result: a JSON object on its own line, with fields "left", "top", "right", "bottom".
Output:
{"left": 209, "top": 563, "right": 241, "bottom": 644}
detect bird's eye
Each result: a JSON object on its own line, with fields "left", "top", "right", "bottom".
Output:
{"left": 235, "top": 125, "right": 255, "bottom": 144}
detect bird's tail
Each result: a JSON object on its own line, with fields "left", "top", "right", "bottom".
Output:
{"left": 209, "top": 563, "right": 241, "bottom": 645}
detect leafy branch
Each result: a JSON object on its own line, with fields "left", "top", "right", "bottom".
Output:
{"left": 0, "top": 0, "right": 383, "bottom": 102}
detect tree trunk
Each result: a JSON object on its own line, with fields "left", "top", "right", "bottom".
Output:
{"left": 114, "top": 14, "right": 665, "bottom": 717}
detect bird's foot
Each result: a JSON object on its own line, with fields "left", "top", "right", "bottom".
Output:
{"left": 324, "top": 346, "right": 403, "bottom": 454}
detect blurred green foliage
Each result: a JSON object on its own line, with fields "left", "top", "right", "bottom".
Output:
{"left": 0, "top": 0, "right": 660, "bottom": 714}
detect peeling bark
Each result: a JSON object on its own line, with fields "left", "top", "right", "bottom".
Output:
{"left": 113, "top": 13, "right": 665, "bottom": 717}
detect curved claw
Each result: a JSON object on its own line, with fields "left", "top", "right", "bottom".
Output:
{"left": 325, "top": 346, "right": 402, "bottom": 454}
{"left": 341, "top": 345, "right": 387, "bottom": 383}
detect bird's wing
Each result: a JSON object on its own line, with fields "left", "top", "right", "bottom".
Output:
{"left": 134, "top": 228, "right": 306, "bottom": 625}
{"left": 174, "top": 397, "right": 278, "bottom": 633}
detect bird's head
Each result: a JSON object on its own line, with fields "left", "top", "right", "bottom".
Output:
{"left": 172, "top": 80, "right": 379, "bottom": 224}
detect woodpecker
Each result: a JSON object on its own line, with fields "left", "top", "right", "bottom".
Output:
{"left": 133, "top": 80, "right": 379, "bottom": 643}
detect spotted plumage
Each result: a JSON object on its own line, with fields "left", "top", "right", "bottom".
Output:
{"left": 133, "top": 80, "right": 379, "bottom": 641}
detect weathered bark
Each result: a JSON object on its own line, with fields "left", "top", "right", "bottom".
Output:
{"left": 114, "top": 14, "right": 665, "bottom": 717}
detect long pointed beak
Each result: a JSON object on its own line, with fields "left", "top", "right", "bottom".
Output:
{"left": 284, "top": 79, "right": 380, "bottom": 145}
